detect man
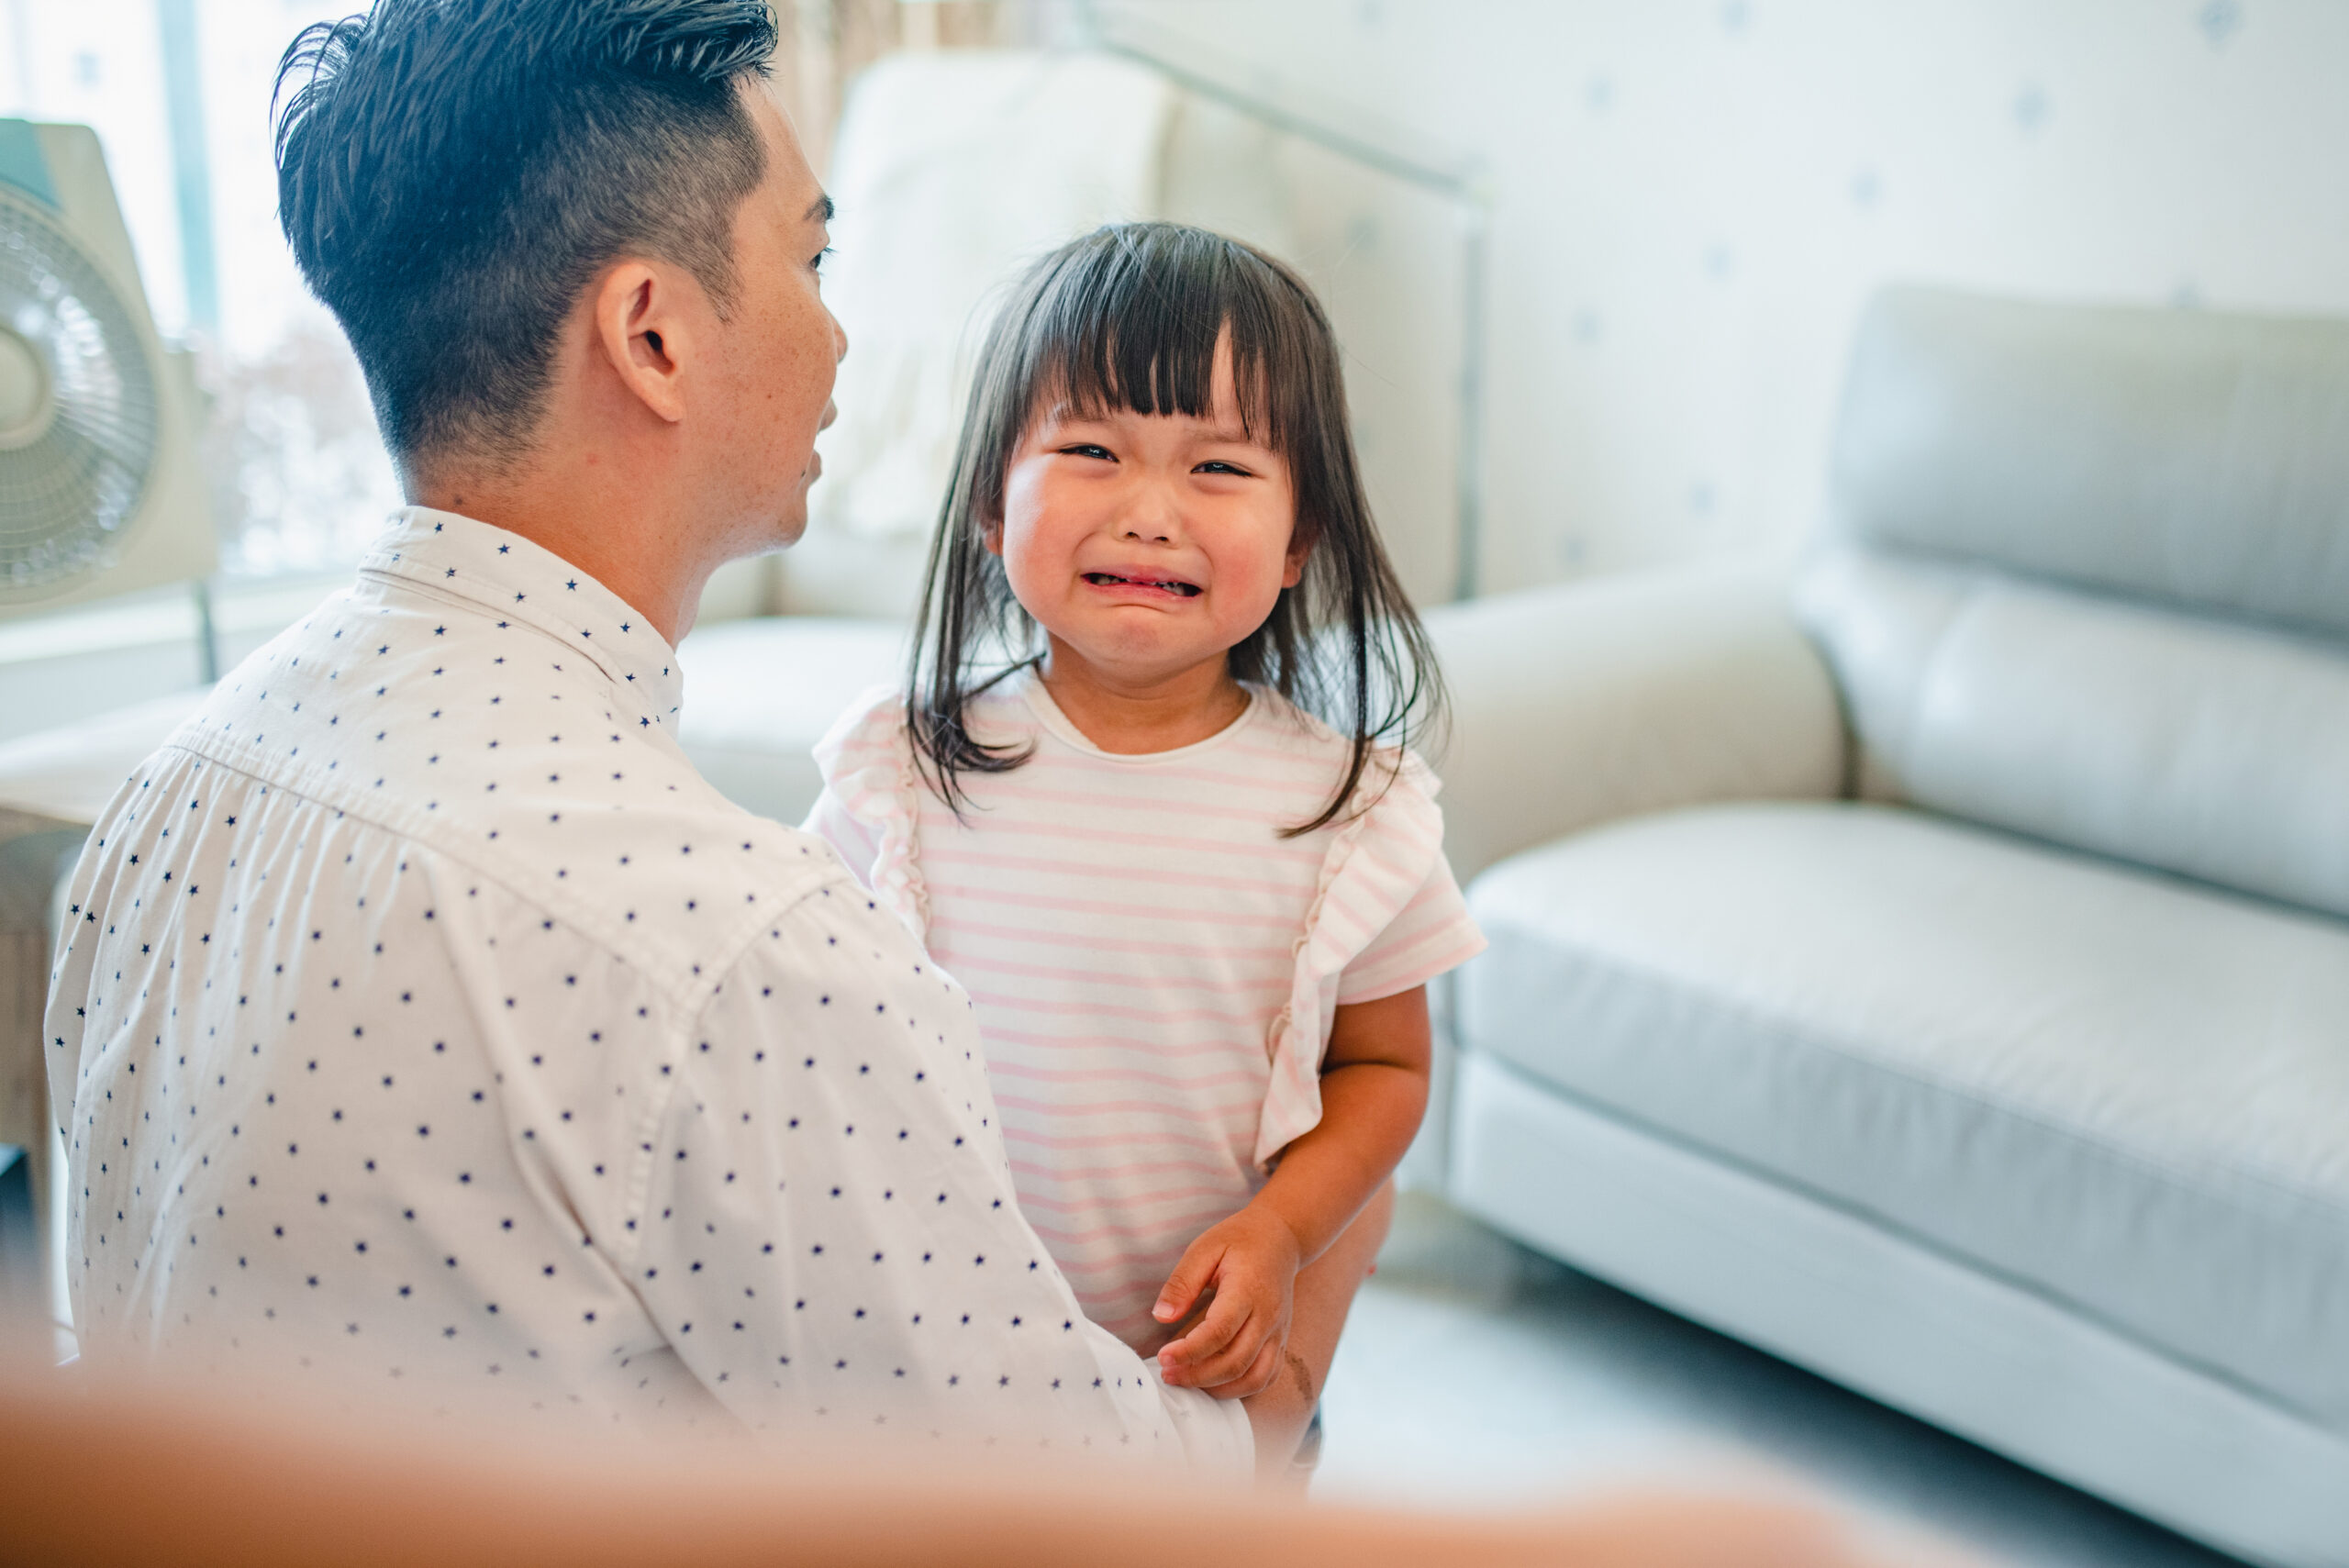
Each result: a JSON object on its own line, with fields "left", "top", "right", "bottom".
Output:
{"left": 46, "top": 0, "right": 1324, "bottom": 1475}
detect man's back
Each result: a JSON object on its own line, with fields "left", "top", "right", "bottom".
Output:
{"left": 48, "top": 510, "right": 1246, "bottom": 1468}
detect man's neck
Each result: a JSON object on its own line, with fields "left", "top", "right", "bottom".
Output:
{"left": 410, "top": 454, "right": 710, "bottom": 646}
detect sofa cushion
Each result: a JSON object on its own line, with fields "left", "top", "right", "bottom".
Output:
{"left": 1460, "top": 802, "right": 2349, "bottom": 1434}
{"left": 674, "top": 617, "right": 905, "bottom": 827}
{"left": 1796, "top": 544, "right": 2349, "bottom": 920}
{"left": 1831, "top": 288, "right": 2349, "bottom": 639}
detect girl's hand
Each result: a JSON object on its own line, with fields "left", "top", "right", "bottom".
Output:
{"left": 1151, "top": 1204, "right": 1302, "bottom": 1399}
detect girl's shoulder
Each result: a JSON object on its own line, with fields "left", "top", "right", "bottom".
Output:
{"left": 811, "top": 682, "right": 908, "bottom": 773}
{"left": 811, "top": 676, "right": 1045, "bottom": 817}
{"left": 1243, "top": 685, "right": 1444, "bottom": 813}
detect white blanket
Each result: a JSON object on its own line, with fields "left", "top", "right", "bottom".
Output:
{"left": 810, "top": 52, "right": 1176, "bottom": 547}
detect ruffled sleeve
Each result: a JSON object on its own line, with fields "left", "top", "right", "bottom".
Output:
{"left": 1252, "top": 747, "right": 1473, "bottom": 1168}
{"left": 804, "top": 686, "right": 934, "bottom": 944}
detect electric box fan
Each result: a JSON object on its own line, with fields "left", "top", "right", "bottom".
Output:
{"left": 0, "top": 119, "right": 213, "bottom": 621}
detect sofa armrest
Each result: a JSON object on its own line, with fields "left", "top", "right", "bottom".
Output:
{"left": 1423, "top": 563, "right": 1844, "bottom": 884}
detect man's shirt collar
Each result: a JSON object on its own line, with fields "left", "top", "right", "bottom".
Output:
{"left": 361, "top": 506, "right": 685, "bottom": 731}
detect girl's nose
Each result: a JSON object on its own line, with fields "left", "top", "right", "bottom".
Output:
{"left": 1120, "top": 490, "right": 1181, "bottom": 545}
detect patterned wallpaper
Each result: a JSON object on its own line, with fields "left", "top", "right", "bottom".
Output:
{"left": 1087, "top": 0, "right": 2349, "bottom": 597}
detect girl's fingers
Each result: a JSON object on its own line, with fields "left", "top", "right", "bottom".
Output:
{"left": 1152, "top": 1238, "right": 1224, "bottom": 1324}
{"left": 1157, "top": 1286, "right": 1246, "bottom": 1373}
{"left": 1207, "top": 1335, "right": 1284, "bottom": 1400}
{"left": 1166, "top": 1304, "right": 1269, "bottom": 1389}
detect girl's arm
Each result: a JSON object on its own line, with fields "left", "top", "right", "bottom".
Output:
{"left": 1152, "top": 986, "right": 1432, "bottom": 1399}
{"left": 1238, "top": 1179, "right": 1395, "bottom": 1483}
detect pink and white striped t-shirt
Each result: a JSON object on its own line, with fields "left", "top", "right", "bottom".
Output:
{"left": 803, "top": 673, "right": 1484, "bottom": 1351}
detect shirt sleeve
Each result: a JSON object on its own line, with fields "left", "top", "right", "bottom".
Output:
{"left": 799, "top": 783, "right": 881, "bottom": 887}
{"left": 626, "top": 875, "right": 1252, "bottom": 1477}
{"left": 800, "top": 686, "right": 934, "bottom": 941}
{"left": 798, "top": 686, "right": 892, "bottom": 885}
{"left": 1334, "top": 848, "right": 1486, "bottom": 1006}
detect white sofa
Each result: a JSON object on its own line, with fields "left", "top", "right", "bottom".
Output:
{"left": 1423, "top": 287, "right": 2349, "bottom": 1568}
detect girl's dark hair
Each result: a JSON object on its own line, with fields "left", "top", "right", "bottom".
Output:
{"left": 908, "top": 221, "right": 1445, "bottom": 837}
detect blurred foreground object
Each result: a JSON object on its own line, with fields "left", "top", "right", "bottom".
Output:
{"left": 0, "top": 1362, "right": 1954, "bottom": 1568}
{"left": 1428, "top": 286, "right": 2349, "bottom": 1568}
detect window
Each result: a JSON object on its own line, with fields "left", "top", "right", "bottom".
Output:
{"left": 0, "top": 0, "right": 397, "bottom": 579}
{"left": 0, "top": 0, "right": 1014, "bottom": 582}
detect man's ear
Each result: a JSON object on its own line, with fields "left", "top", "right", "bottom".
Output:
{"left": 592, "top": 261, "right": 692, "bottom": 425}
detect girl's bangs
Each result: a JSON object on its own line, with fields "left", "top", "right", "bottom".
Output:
{"left": 1018, "top": 233, "right": 1290, "bottom": 451}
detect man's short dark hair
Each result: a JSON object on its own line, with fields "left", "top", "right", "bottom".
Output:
{"left": 274, "top": 0, "right": 777, "bottom": 469}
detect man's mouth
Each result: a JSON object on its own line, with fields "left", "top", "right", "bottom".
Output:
{"left": 1083, "top": 573, "right": 1201, "bottom": 597}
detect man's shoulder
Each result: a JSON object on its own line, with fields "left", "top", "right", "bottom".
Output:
{"left": 474, "top": 779, "right": 857, "bottom": 975}
{"left": 167, "top": 580, "right": 862, "bottom": 999}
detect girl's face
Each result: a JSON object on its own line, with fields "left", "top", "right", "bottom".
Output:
{"left": 987, "top": 340, "right": 1305, "bottom": 695}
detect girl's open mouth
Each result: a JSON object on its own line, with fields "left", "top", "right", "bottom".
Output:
{"left": 1082, "top": 573, "right": 1202, "bottom": 598}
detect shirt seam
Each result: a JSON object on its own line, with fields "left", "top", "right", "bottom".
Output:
{"left": 612, "top": 872, "right": 843, "bottom": 1274}
{"left": 161, "top": 726, "right": 831, "bottom": 1019}
{"left": 114, "top": 732, "right": 859, "bottom": 1293}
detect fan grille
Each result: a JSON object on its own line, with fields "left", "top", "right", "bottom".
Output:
{"left": 0, "top": 187, "right": 160, "bottom": 597}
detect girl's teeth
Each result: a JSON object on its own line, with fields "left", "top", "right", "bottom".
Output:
{"left": 1085, "top": 573, "right": 1198, "bottom": 595}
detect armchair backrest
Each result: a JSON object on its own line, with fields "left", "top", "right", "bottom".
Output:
{"left": 1794, "top": 287, "right": 2349, "bottom": 920}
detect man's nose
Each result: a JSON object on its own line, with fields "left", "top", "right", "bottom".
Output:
{"left": 830, "top": 310, "right": 849, "bottom": 363}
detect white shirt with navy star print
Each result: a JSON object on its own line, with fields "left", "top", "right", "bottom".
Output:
{"left": 45, "top": 506, "right": 1250, "bottom": 1473}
